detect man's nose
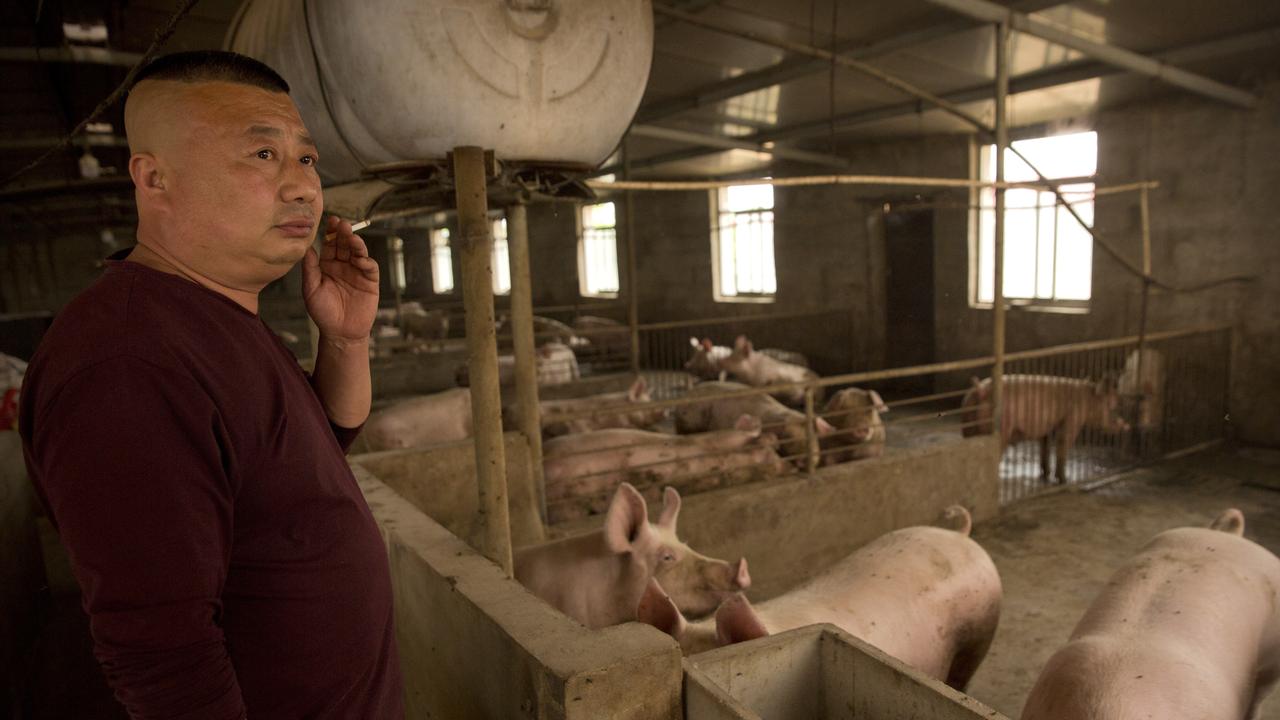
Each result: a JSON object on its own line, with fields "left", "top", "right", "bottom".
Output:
{"left": 280, "top": 163, "right": 319, "bottom": 205}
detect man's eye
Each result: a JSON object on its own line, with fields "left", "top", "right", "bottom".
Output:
{"left": 257, "top": 149, "right": 274, "bottom": 160}
{"left": 301, "top": 155, "right": 318, "bottom": 167}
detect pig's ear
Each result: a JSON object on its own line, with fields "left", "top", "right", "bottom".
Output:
{"left": 689, "top": 336, "right": 700, "bottom": 349}
{"left": 815, "top": 416, "right": 837, "bottom": 436}
{"left": 733, "top": 335, "right": 752, "bottom": 356}
{"left": 701, "top": 338, "right": 714, "bottom": 351}
{"left": 657, "top": 487, "right": 681, "bottom": 529}
{"left": 637, "top": 577, "right": 686, "bottom": 640}
{"left": 1210, "top": 508, "right": 1245, "bottom": 536}
{"left": 604, "top": 483, "right": 650, "bottom": 554}
{"left": 733, "top": 414, "right": 762, "bottom": 436}
{"left": 970, "top": 376, "right": 982, "bottom": 389}
{"left": 629, "top": 376, "right": 648, "bottom": 401}
{"left": 869, "top": 390, "right": 889, "bottom": 413}
{"left": 715, "top": 594, "right": 768, "bottom": 646}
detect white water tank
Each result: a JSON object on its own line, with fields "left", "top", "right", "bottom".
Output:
{"left": 226, "top": 0, "right": 653, "bottom": 184}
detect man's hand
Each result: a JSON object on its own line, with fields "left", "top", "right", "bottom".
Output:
{"left": 302, "top": 217, "right": 379, "bottom": 343}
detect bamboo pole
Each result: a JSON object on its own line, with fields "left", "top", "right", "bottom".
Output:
{"left": 451, "top": 146, "right": 513, "bottom": 576}
{"left": 507, "top": 202, "right": 548, "bottom": 533}
{"left": 623, "top": 147, "right": 641, "bottom": 374}
{"left": 991, "top": 21, "right": 1010, "bottom": 446}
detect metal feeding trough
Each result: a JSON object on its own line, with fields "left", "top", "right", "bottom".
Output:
{"left": 684, "top": 625, "right": 1010, "bottom": 720}
{"left": 225, "top": 0, "right": 654, "bottom": 191}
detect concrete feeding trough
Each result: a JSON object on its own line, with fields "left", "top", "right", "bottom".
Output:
{"left": 684, "top": 624, "right": 1010, "bottom": 720}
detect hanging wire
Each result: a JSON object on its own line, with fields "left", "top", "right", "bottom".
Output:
{"left": 1, "top": 0, "right": 201, "bottom": 189}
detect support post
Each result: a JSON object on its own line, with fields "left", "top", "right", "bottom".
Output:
{"left": 1134, "top": 185, "right": 1153, "bottom": 441}
{"left": 452, "top": 146, "right": 513, "bottom": 576}
{"left": 991, "top": 21, "right": 1009, "bottom": 445}
{"left": 507, "top": 202, "right": 548, "bottom": 534}
{"left": 624, "top": 147, "right": 641, "bottom": 374}
{"left": 803, "top": 385, "right": 819, "bottom": 475}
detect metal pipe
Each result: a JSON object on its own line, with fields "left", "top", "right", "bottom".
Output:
{"left": 629, "top": 123, "right": 850, "bottom": 169}
{"left": 506, "top": 202, "right": 548, "bottom": 535}
{"left": 1134, "top": 185, "right": 1153, "bottom": 431}
{"left": 452, "top": 146, "right": 513, "bottom": 576}
{"left": 923, "top": 0, "right": 1256, "bottom": 108}
{"left": 804, "top": 386, "right": 819, "bottom": 476}
{"left": 992, "top": 21, "right": 1010, "bottom": 448}
{"left": 589, "top": 175, "right": 1158, "bottom": 193}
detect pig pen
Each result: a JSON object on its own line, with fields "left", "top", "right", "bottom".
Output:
{"left": 684, "top": 624, "right": 1009, "bottom": 720}
{"left": 962, "top": 444, "right": 1280, "bottom": 719}
{"left": 352, "top": 465, "right": 684, "bottom": 719}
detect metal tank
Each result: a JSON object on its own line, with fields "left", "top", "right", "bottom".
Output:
{"left": 226, "top": 0, "right": 653, "bottom": 184}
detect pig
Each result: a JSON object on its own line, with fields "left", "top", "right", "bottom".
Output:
{"left": 1119, "top": 347, "right": 1166, "bottom": 431}
{"left": 959, "top": 374, "right": 1130, "bottom": 483}
{"left": 355, "top": 388, "right": 472, "bottom": 453}
{"left": 719, "top": 335, "right": 820, "bottom": 406}
{"left": 454, "top": 342, "right": 580, "bottom": 388}
{"left": 514, "top": 482, "right": 750, "bottom": 629}
{"left": 674, "top": 380, "right": 835, "bottom": 468}
{"left": 637, "top": 506, "right": 1002, "bottom": 690}
{"left": 400, "top": 303, "right": 450, "bottom": 346}
{"left": 541, "top": 415, "right": 787, "bottom": 523}
{"left": 820, "top": 387, "right": 888, "bottom": 465}
{"left": 684, "top": 337, "right": 731, "bottom": 380}
{"left": 1021, "top": 509, "right": 1280, "bottom": 720}
{"left": 512, "top": 376, "right": 667, "bottom": 438}
{"left": 497, "top": 314, "right": 587, "bottom": 348}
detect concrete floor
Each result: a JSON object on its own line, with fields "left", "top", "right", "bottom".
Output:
{"left": 965, "top": 444, "right": 1280, "bottom": 719}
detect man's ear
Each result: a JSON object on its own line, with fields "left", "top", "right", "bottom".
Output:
{"left": 129, "top": 153, "right": 166, "bottom": 194}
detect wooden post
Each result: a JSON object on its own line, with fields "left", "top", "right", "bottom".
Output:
{"left": 623, "top": 147, "right": 641, "bottom": 374}
{"left": 506, "top": 202, "right": 548, "bottom": 533}
{"left": 804, "top": 385, "right": 819, "bottom": 475}
{"left": 991, "top": 21, "right": 1009, "bottom": 444}
{"left": 451, "top": 146, "right": 513, "bottom": 576}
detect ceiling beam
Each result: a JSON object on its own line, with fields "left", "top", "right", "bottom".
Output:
{"left": 923, "top": 0, "right": 1257, "bottom": 108}
{"left": 629, "top": 123, "right": 849, "bottom": 168}
{"left": 612, "top": 25, "right": 1279, "bottom": 175}
{"left": 638, "top": 0, "right": 1073, "bottom": 124}
{"left": 0, "top": 135, "right": 130, "bottom": 151}
{"left": 0, "top": 46, "right": 143, "bottom": 66}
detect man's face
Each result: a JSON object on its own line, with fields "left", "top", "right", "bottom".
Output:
{"left": 131, "top": 80, "right": 324, "bottom": 288}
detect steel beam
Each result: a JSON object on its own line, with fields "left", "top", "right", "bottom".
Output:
{"left": 638, "top": 0, "right": 1072, "bottom": 124}
{"left": 0, "top": 46, "right": 143, "bottom": 66}
{"left": 629, "top": 123, "right": 849, "bottom": 168}
{"left": 924, "top": 0, "right": 1257, "bottom": 108}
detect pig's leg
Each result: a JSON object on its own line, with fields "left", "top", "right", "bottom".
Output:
{"left": 1248, "top": 665, "right": 1280, "bottom": 720}
{"left": 1039, "top": 435, "right": 1052, "bottom": 479}
{"left": 945, "top": 631, "right": 996, "bottom": 693}
{"left": 1055, "top": 426, "right": 1078, "bottom": 484}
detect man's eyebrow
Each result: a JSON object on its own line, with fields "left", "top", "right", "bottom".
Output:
{"left": 245, "top": 125, "right": 318, "bottom": 148}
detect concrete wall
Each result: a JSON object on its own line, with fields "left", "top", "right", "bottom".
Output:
{"left": 351, "top": 431, "right": 546, "bottom": 549}
{"left": 0, "top": 432, "right": 47, "bottom": 717}
{"left": 685, "top": 625, "right": 1009, "bottom": 720}
{"left": 355, "top": 467, "right": 683, "bottom": 720}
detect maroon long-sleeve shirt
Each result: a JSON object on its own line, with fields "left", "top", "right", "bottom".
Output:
{"left": 19, "top": 255, "right": 403, "bottom": 719}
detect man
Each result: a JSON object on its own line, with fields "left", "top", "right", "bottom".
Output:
{"left": 19, "top": 51, "right": 403, "bottom": 718}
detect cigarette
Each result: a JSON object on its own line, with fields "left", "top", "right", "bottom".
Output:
{"left": 323, "top": 219, "right": 371, "bottom": 242}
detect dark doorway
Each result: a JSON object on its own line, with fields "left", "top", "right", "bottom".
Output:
{"left": 883, "top": 208, "right": 936, "bottom": 396}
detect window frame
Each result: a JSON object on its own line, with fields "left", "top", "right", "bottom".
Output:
{"left": 577, "top": 201, "right": 621, "bottom": 299}
{"left": 968, "top": 131, "right": 1097, "bottom": 313}
{"left": 709, "top": 183, "right": 778, "bottom": 304}
{"left": 429, "top": 226, "right": 455, "bottom": 295}
{"left": 491, "top": 217, "right": 512, "bottom": 296}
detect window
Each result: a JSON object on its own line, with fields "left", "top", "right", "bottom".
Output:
{"left": 579, "top": 202, "right": 620, "bottom": 297}
{"left": 388, "top": 236, "right": 407, "bottom": 293}
{"left": 430, "top": 228, "right": 454, "bottom": 294}
{"left": 975, "top": 131, "right": 1097, "bottom": 305}
{"left": 491, "top": 218, "right": 512, "bottom": 296}
{"left": 712, "top": 183, "right": 776, "bottom": 300}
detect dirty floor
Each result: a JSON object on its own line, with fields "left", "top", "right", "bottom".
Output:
{"left": 966, "top": 445, "right": 1280, "bottom": 719}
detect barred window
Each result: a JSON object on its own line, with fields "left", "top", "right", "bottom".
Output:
{"left": 430, "top": 228, "right": 454, "bottom": 294}
{"left": 579, "top": 202, "right": 620, "bottom": 297}
{"left": 712, "top": 183, "right": 776, "bottom": 301}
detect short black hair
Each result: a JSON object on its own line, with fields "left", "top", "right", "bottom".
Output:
{"left": 131, "top": 50, "right": 289, "bottom": 94}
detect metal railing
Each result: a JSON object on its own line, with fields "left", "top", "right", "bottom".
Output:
{"left": 532, "top": 326, "right": 1232, "bottom": 525}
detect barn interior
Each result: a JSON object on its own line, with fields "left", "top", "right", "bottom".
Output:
{"left": 2, "top": 1, "right": 1279, "bottom": 718}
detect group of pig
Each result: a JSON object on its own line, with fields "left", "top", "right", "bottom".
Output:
{"left": 521, "top": 482, "right": 1280, "bottom": 718}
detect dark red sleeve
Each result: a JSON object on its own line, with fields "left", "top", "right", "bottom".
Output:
{"left": 28, "top": 357, "right": 247, "bottom": 720}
